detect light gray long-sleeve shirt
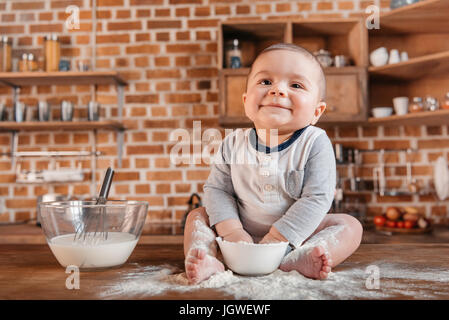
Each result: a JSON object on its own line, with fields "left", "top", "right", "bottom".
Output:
{"left": 203, "top": 125, "right": 336, "bottom": 248}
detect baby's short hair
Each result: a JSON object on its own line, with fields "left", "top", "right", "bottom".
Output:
{"left": 246, "top": 43, "right": 326, "bottom": 101}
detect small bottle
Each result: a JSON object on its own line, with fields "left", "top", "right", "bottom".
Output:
{"left": 408, "top": 97, "right": 424, "bottom": 113}
{"left": 44, "top": 34, "right": 60, "bottom": 72}
{"left": 27, "top": 53, "right": 38, "bottom": 72}
{"left": 0, "top": 36, "right": 12, "bottom": 72}
{"left": 19, "top": 53, "right": 28, "bottom": 72}
{"left": 441, "top": 92, "right": 449, "bottom": 110}
{"left": 226, "top": 39, "right": 242, "bottom": 69}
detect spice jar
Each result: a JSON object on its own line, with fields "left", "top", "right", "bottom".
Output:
{"left": 423, "top": 95, "right": 439, "bottom": 111}
{"left": 44, "top": 34, "right": 60, "bottom": 72}
{"left": 19, "top": 53, "right": 28, "bottom": 72}
{"left": 441, "top": 92, "right": 449, "bottom": 110}
{"left": 0, "top": 36, "right": 12, "bottom": 72}
{"left": 408, "top": 97, "right": 424, "bottom": 113}
{"left": 27, "top": 53, "right": 38, "bottom": 72}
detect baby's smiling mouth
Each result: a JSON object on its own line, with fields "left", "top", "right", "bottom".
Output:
{"left": 259, "top": 103, "right": 291, "bottom": 110}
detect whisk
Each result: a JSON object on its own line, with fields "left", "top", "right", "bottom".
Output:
{"left": 74, "top": 167, "right": 114, "bottom": 244}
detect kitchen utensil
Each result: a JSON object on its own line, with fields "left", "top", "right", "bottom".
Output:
{"left": 388, "top": 49, "right": 400, "bottom": 64}
{"left": 392, "top": 97, "right": 409, "bottom": 115}
{"left": 37, "top": 101, "right": 50, "bottom": 121}
{"left": 216, "top": 237, "right": 288, "bottom": 276}
{"left": 334, "top": 55, "right": 347, "bottom": 67}
{"left": 372, "top": 107, "right": 393, "bottom": 118}
{"left": 434, "top": 156, "right": 449, "bottom": 201}
{"left": 87, "top": 101, "right": 100, "bottom": 121}
{"left": 38, "top": 199, "right": 148, "bottom": 269}
{"left": 314, "top": 49, "right": 333, "bottom": 68}
{"left": 73, "top": 167, "right": 114, "bottom": 244}
{"left": 369, "top": 47, "right": 388, "bottom": 67}
{"left": 14, "top": 102, "right": 27, "bottom": 122}
{"left": 60, "top": 100, "right": 74, "bottom": 121}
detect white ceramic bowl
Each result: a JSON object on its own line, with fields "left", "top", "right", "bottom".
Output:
{"left": 216, "top": 237, "right": 289, "bottom": 276}
{"left": 372, "top": 107, "right": 393, "bottom": 118}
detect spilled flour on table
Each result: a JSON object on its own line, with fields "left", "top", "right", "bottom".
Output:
{"left": 101, "top": 260, "right": 449, "bottom": 299}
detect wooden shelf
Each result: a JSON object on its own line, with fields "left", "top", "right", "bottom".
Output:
{"left": 371, "top": 0, "right": 449, "bottom": 34}
{"left": 369, "top": 50, "right": 449, "bottom": 80}
{"left": 0, "top": 120, "right": 125, "bottom": 132}
{"left": 0, "top": 71, "right": 127, "bottom": 87}
{"left": 367, "top": 109, "right": 449, "bottom": 126}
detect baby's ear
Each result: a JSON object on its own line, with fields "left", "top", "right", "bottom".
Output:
{"left": 242, "top": 93, "right": 247, "bottom": 105}
{"left": 315, "top": 101, "right": 326, "bottom": 117}
{"left": 311, "top": 101, "right": 327, "bottom": 125}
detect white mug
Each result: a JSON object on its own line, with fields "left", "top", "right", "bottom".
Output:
{"left": 393, "top": 97, "right": 409, "bottom": 115}
{"left": 388, "top": 49, "right": 400, "bottom": 64}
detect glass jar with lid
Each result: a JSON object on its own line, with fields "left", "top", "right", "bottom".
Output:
{"left": 441, "top": 92, "right": 449, "bottom": 110}
{"left": 408, "top": 97, "right": 424, "bottom": 113}
{"left": 27, "top": 53, "right": 38, "bottom": 72}
{"left": 44, "top": 34, "right": 60, "bottom": 72}
{"left": 0, "top": 36, "right": 12, "bottom": 72}
{"left": 225, "top": 39, "right": 242, "bottom": 69}
{"left": 423, "top": 95, "right": 439, "bottom": 111}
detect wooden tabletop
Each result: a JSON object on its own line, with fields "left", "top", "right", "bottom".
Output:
{"left": 1, "top": 243, "right": 449, "bottom": 300}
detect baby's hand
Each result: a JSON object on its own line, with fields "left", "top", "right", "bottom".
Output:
{"left": 259, "top": 226, "right": 288, "bottom": 244}
{"left": 216, "top": 219, "right": 254, "bottom": 243}
{"left": 222, "top": 228, "right": 254, "bottom": 243}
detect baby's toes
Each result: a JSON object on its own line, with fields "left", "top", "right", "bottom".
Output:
{"left": 322, "top": 265, "right": 331, "bottom": 273}
{"left": 319, "top": 270, "right": 329, "bottom": 279}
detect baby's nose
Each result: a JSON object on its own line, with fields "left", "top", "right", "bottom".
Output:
{"left": 269, "top": 86, "right": 286, "bottom": 97}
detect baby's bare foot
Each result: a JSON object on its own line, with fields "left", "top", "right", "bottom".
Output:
{"left": 280, "top": 246, "right": 332, "bottom": 280}
{"left": 185, "top": 248, "right": 225, "bottom": 284}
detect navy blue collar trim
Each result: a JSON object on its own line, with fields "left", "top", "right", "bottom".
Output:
{"left": 249, "top": 126, "right": 309, "bottom": 154}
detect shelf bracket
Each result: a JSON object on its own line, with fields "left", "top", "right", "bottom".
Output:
{"left": 117, "top": 129, "right": 124, "bottom": 168}
{"left": 117, "top": 84, "right": 124, "bottom": 118}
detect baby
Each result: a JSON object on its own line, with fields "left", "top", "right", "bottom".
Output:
{"left": 183, "top": 43, "right": 363, "bottom": 284}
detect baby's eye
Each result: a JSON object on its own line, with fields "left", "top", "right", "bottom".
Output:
{"left": 259, "top": 79, "right": 272, "bottom": 85}
{"left": 291, "top": 83, "right": 304, "bottom": 89}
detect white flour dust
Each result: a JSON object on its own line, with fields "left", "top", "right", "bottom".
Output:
{"left": 283, "top": 225, "right": 344, "bottom": 264}
{"left": 101, "top": 260, "right": 449, "bottom": 300}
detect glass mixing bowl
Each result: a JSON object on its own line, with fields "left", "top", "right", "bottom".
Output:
{"left": 38, "top": 200, "right": 148, "bottom": 270}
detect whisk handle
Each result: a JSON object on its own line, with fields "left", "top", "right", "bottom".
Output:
{"left": 99, "top": 167, "right": 114, "bottom": 202}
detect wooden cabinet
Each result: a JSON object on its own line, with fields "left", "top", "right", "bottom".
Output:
{"left": 320, "top": 67, "right": 368, "bottom": 123}
{"left": 218, "top": 0, "right": 449, "bottom": 127}
{"left": 367, "top": 0, "right": 449, "bottom": 124}
{"left": 218, "top": 18, "right": 368, "bottom": 127}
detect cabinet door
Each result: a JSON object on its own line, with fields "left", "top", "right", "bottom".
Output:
{"left": 219, "top": 69, "right": 252, "bottom": 127}
{"left": 321, "top": 68, "right": 367, "bottom": 123}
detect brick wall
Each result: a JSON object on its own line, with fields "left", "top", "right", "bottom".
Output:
{"left": 0, "top": 0, "right": 448, "bottom": 227}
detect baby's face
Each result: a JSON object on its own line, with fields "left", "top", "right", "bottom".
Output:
{"left": 243, "top": 50, "right": 325, "bottom": 133}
